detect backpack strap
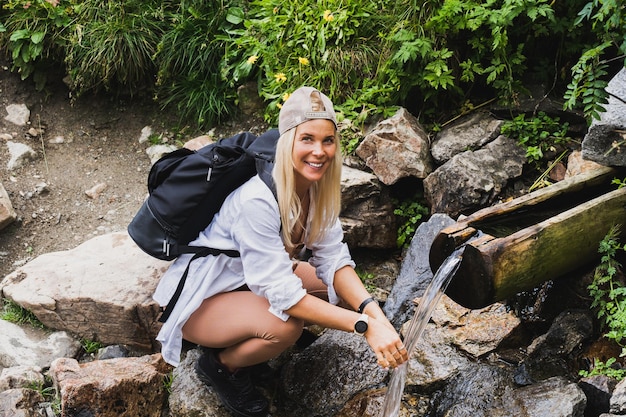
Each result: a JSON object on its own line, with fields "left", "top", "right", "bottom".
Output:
{"left": 158, "top": 247, "right": 240, "bottom": 323}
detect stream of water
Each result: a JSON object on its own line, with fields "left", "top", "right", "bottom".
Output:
{"left": 379, "top": 245, "right": 466, "bottom": 417}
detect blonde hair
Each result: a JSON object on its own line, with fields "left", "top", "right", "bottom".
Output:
{"left": 272, "top": 127, "right": 343, "bottom": 252}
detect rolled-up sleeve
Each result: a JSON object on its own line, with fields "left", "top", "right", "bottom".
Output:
{"left": 231, "top": 194, "right": 307, "bottom": 321}
{"left": 308, "top": 218, "right": 355, "bottom": 305}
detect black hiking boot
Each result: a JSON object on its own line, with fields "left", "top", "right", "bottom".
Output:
{"left": 195, "top": 349, "right": 270, "bottom": 417}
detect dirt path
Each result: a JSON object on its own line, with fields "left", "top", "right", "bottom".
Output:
{"left": 0, "top": 60, "right": 264, "bottom": 278}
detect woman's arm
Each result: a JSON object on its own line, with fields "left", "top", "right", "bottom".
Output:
{"left": 285, "top": 265, "right": 409, "bottom": 369}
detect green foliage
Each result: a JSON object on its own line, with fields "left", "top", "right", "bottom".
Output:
{"left": 218, "top": 0, "right": 393, "bottom": 125}
{"left": 1, "top": 298, "right": 45, "bottom": 329}
{"left": 579, "top": 357, "right": 626, "bottom": 380}
{"left": 1, "top": 0, "right": 624, "bottom": 132}
{"left": 63, "top": 0, "right": 168, "bottom": 96}
{"left": 153, "top": 0, "right": 243, "bottom": 127}
{"left": 80, "top": 338, "right": 103, "bottom": 354}
{"left": 613, "top": 178, "right": 626, "bottom": 189}
{"left": 500, "top": 112, "right": 571, "bottom": 163}
{"left": 393, "top": 196, "right": 429, "bottom": 249}
{"left": 1, "top": 0, "right": 79, "bottom": 89}
{"left": 587, "top": 226, "right": 626, "bottom": 357}
{"left": 564, "top": 0, "right": 626, "bottom": 122}
{"left": 164, "top": 371, "right": 174, "bottom": 394}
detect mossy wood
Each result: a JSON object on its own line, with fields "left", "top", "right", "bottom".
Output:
{"left": 430, "top": 167, "right": 626, "bottom": 309}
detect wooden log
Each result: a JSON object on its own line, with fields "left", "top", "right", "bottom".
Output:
{"left": 430, "top": 167, "right": 626, "bottom": 309}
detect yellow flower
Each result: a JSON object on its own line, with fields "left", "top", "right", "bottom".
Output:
{"left": 277, "top": 103, "right": 283, "bottom": 109}
{"left": 323, "top": 10, "right": 334, "bottom": 22}
{"left": 247, "top": 55, "right": 259, "bottom": 65}
{"left": 298, "top": 57, "right": 309, "bottom": 66}
{"left": 274, "top": 73, "right": 287, "bottom": 83}
{"left": 282, "top": 93, "right": 291, "bottom": 102}
{"left": 273, "top": 7, "right": 279, "bottom": 14}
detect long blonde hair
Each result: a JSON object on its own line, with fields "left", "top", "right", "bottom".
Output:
{"left": 272, "top": 127, "right": 343, "bottom": 252}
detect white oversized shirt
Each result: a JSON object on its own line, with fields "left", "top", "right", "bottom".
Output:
{"left": 153, "top": 175, "right": 355, "bottom": 366}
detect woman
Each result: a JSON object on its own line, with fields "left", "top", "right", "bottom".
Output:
{"left": 153, "top": 86, "right": 408, "bottom": 417}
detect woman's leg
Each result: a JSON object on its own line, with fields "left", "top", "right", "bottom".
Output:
{"left": 182, "top": 291, "right": 303, "bottom": 370}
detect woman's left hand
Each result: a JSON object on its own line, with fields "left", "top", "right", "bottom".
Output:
{"left": 364, "top": 317, "right": 409, "bottom": 369}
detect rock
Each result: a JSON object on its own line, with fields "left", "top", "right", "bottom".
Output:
{"left": 423, "top": 135, "right": 527, "bottom": 217}
{"left": 138, "top": 125, "right": 153, "bottom": 143}
{"left": 4, "top": 104, "right": 30, "bottom": 126}
{"left": 147, "top": 143, "right": 178, "bottom": 164}
{"left": 49, "top": 354, "right": 172, "bottom": 417}
{"left": 0, "top": 388, "right": 45, "bottom": 417}
{"left": 0, "top": 366, "right": 45, "bottom": 391}
{"left": 0, "top": 320, "right": 80, "bottom": 369}
{"left": 183, "top": 134, "right": 214, "bottom": 151}
{"left": 579, "top": 375, "right": 617, "bottom": 416}
{"left": 340, "top": 166, "right": 396, "bottom": 249}
{"left": 0, "top": 181, "right": 17, "bottom": 231}
{"left": 84, "top": 182, "right": 107, "bottom": 199}
{"left": 6, "top": 141, "right": 37, "bottom": 170}
{"left": 384, "top": 213, "right": 456, "bottom": 327}
{"left": 582, "top": 67, "right": 626, "bottom": 167}
{"left": 356, "top": 107, "right": 433, "bottom": 185}
{"left": 430, "top": 112, "right": 504, "bottom": 164}
{"left": 0, "top": 232, "right": 171, "bottom": 350}
{"left": 566, "top": 150, "right": 605, "bottom": 178}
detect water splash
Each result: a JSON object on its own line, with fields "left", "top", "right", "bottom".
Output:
{"left": 379, "top": 246, "right": 466, "bottom": 417}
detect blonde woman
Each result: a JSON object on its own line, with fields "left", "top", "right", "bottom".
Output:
{"left": 153, "top": 87, "right": 408, "bottom": 417}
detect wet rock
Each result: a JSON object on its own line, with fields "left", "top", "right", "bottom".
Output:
{"left": 384, "top": 213, "right": 456, "bottom": 328}
{"left": 279, "top": 329, "right": 387, "bottom": 417}
{"left": 521, "top": 309, "right": 594, "bottom": 382}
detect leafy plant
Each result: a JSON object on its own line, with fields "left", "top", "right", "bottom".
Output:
{"left": 1, "top": 298, "right": 45, "bottom": 329}
{"left": 80, "top": 338, "right": 103, "bottom": 354}
{"left": 393, "top": 196, "right": 430, "bottom": 249}
{"left": 500, "top": 112, "right": 571, "bottom": 163}
{"left": 564, "top": 0, "right": 626, "bottom": 123}
{"left": 153, "top": 0, "right": 243, "bottom": 128}
{"left": 613, "top": 178, "right": 626, "bottom": 189}
{"left": 579, "top": 357, "right": 626, "bottom": 380}
{"left": 1, "top": 0, "right": 79, "bottom": 89}
{"left": 63, "top": 0, "right": 167, "bottom": 96}
{"left": 587, "top": 226, "right": 626, "bottom": 358}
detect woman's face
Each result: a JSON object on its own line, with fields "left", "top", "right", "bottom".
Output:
{"left": 292, "top": 118, "right": 337, "bottom": 193}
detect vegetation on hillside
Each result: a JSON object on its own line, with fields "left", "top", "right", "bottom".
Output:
{"left": 1, "top": 0, "right": 624, "bottom": 132}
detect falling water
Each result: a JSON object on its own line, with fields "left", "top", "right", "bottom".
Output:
{"left": 379, "top": 245, "right": 466, "bottom": 417}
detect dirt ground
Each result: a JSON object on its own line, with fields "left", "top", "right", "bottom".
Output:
{"left": 0, "top": 58, "right": 268, "bottom": 279}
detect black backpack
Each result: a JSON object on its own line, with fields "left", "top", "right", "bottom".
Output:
{"left": 128, "top": 129, "right": 280, "bottom": 322}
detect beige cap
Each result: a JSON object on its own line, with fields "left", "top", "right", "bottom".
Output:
{"left": 278, "top": 87, "right": 337, "bottom": 134}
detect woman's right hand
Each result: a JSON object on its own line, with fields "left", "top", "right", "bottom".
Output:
{"left": 365, "top": 317, "right": 409, "bottom": 369}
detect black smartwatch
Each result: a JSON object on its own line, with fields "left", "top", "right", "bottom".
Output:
{"left": 354, "top": 313, "right": 369, "bottom": 336}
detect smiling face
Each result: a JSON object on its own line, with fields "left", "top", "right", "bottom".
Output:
{"left": 292, "top": 118, "right": 337, "bottom": 196}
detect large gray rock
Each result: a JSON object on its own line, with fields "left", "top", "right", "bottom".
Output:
{"left": 582, "top": 67, "right": 626, "bottom": 166}
{"left": 430, "top": 112, "right": 504, "bottom": 164}
{"left": 0, "top": 232, "right": 170, "bottom": 350}
{"left": 340, "top": 166, "right": 396, "bottom": 249}
{"left": 423, "top": 135, "right": 526, "bottom": 217}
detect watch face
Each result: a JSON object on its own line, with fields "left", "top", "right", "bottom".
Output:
{"left": 355, "top": 320, "right": 368, "bottom": 334}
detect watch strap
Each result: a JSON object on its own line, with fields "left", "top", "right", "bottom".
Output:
{"left": 357, "top": 297, "right": 376, "bottom": 314}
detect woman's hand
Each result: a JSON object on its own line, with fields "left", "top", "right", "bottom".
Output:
{"left": 364, "top": 317, "right": 409, "bottom": 369}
